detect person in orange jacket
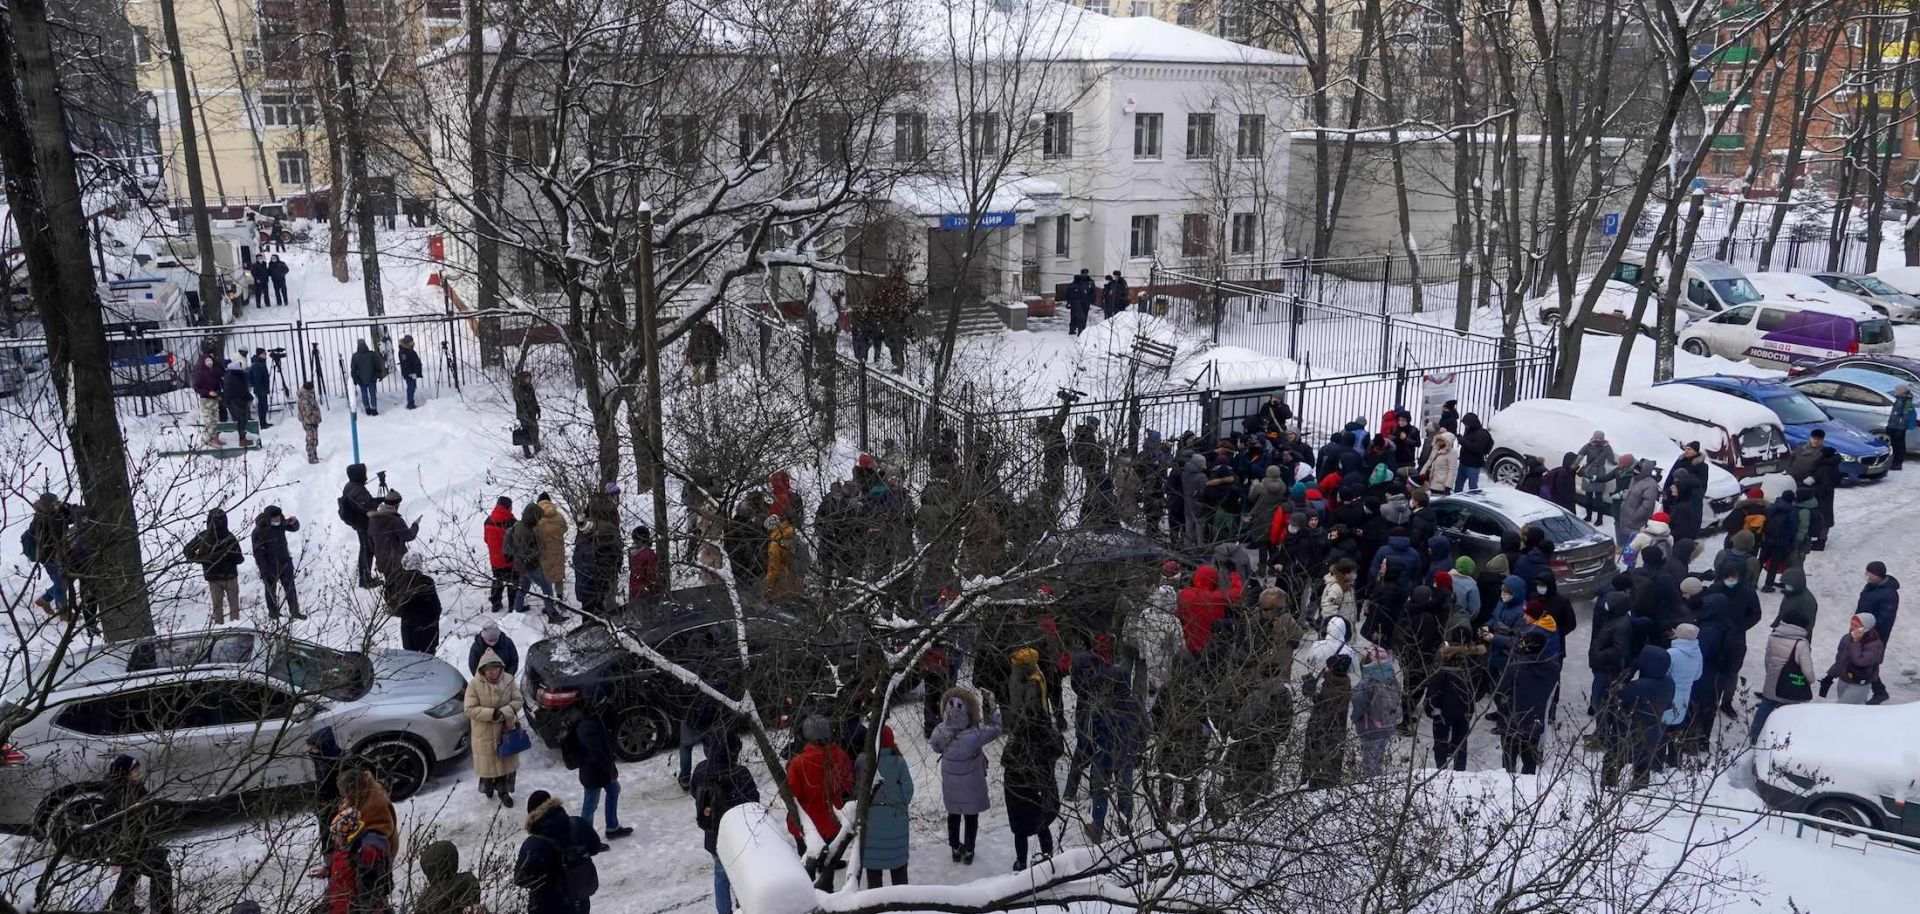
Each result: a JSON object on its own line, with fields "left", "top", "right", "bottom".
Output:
{"left": 785, "top": 715, "right": 853, "bottom": 846}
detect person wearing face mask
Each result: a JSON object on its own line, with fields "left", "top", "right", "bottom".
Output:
{"left": 1705, "top": 567, "right": 1761, "bottom": 720}
{"left": 250, "top": 505, "right": 304, "bottom": 620}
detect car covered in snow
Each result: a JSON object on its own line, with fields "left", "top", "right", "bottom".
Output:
{"left": 1616, "top": 383, "right": 1789, "bottom": 479}
{"left": 521, "top": 585, "right": 867, "bottom": 762}
{"left": 1483, "top": 398, "right": 1742, "bottom": 520}
{"left": 1808, "top": 271, "right": 1920, "bottom": 321}
{"left": 1415, "top": 487, "right": 1615, "bottom": 597}
{"left": 0, "top": 628, "right": 469, "bottom": 836}
{"left": 1666, "top": 375, "right": 1892, "bottom": 482}
{"left": 1530, "top": 278, "right": 1692, "bottom": 338}
{"left": 1750, "top": 700, "right": 1920, "bottom": 836}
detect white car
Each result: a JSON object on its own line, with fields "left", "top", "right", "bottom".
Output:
{"left": 1751, "top": 700, "right": 1920, "bottom": 837}
{"left": 1677, "top": 295, "right": 1884, "bottom": 361}
{"left": 1529, "top": 278, "right": 1692, "bottom": 338}
{"left": 1602, "top": 251, "right": 1761, "bottom": 317}
{"left": 1747, "top": 271, "right": 1867, "bottom": 310}
{"left": 1483, "top": 398, "right": 1741, "bottom": 521}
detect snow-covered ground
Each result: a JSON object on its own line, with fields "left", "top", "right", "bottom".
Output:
{"left": 5, "top": 231, "right": 1920, "bottom": 912}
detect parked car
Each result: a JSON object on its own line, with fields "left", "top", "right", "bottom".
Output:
{"left": 1665, "top": 375, "right": 1892, "bottom": 482}
{"left": 1616, "top": 383, "right": 1789, "bottom": 478}
{"left": 1808, "top": 271, "right": 1920, "bottom": 321}
{"left": 106, "top": 337, "right": 185, "bottom": 397}
{"left": 0, "top": 629, "right": 469, "bottom": 837}
{"left": 1603, "top": 251, "right": 1761, "bottom": 317}
{"left": 1530, "top": 278, "right": 1693, "bottom": 338}
{"left": 1750, "top": 700, "right": 1920, "bottom": 836}
{"left": 1415, "top": 488, "right": 1615, "bottom": 597}
{"left": 1786, "top": 352, "right": 1920, "bottom": 384}
{"left": 520, "top": 586, "right": 864, "bottom": 762}
{"left": 1678, "top": 297, "right": 1893, "bottom": 367}
{"left": 1785, "top": 367, "right": 1914, "bottom": 450}
{"left": 1868, "top": 264, "right": 1920, "bottom": 298}
{"left": 1485, "top": 398, "right": 1743, "bottom": 520}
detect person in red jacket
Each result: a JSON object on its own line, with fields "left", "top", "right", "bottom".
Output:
{"left": 1177, "top": 565, "right": 1237, "bottom": 655}
{"left": 786, "top": 715, "right": 853, "bottom": 876}
{"left": 629, "top": 525, "right": 664, "bottom": 600}
{"left": 483, "top": 496, "right": 516, "bottom": 611}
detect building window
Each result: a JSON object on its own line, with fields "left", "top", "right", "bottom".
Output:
{"left": 1180, "top": 214, "right": 1211, "bottom": 257}
{"left": 425, "top": 0, "right": 462, "bottom": 19}
{"left": 1709, "top": 152, "right": 1738, "bottom": 175}
{"left": 968, "top": 112, "right": 1000, "bottom": 156}
{"left": 1129, "top": 215, "right": 1158, "bottom": 259}
{"left": 1186, "top": 113, "right": 1215, "bottom": 159}
{"left": 1130, "top": 1, "right": 1152, "bottom": 15}
{"left": 1802, "top": 50, "right": 1822, "bottom": 70}
{"left": 1086, "top": 0, "right": 1110, "bottom": 14}
{"left": 816, "top": 112, "right": 851, "bottom": 163}
{"left": 1054, "top": 215, "right": 1071, "bottom": 258}
{"left": 1176, "top": 3, "right": 1196, "bottom": 26}
{"left": 1134, "top": 112, "right": 1163, "bottom": 159}
{"left": 893, "top": 112, "right": 927, "bottom": 161}
{"left": 509, "top": 117, "right": 552, "bottom": 166}
{"left": 132, "top": 25, "right": 154, "bottom": 64}
{"left": 1042, "top": 111, "right": 1073, "bottom": 159}
{"left": 260, "top": 94, "right": 314, "bottom": 127}
{"left": 1231, "top": 212, "right": 1257, "bottom": 255}
{"left": 737, "top": 113, "right": 771, "bottom": 161}
{"left": 275, "top": 150, "right": 310, "bottom": 185}
{"left": 659, "top": 115, "right": 702, "bottom": 165}
{"left": 1235, "top": 114, "right": 1265, "bottom": 158}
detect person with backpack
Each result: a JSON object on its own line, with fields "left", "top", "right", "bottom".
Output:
{"left": 414, "top": 840, "right": 482, "bottom": 914}
{"left": 565, "top": 707, "right": 633, "bottom": 841}
{"left": 484, "top": 496, "right": 517, "bottom": 611}
{"left": 1750, "top": 600, "right": 1816, "bottom": 746}
{"left": 349, "top": 339, "right": 383, "bottom": 416}
{"left": 340, "top": 464, "right": 381, "bottom": 588}
{"left": 23, "top": 493, "right": 74, "bottom": 617}
{"left": 1349, "top": 647, "right": 1403, "bottom": 777}
{"left": 1301, "top": 653, "right": 1354, "bottom": 789}
{"left": 692, "top": 731, "right": 759, "bottom": 914}
{"left": 930, "top": 686, "right": 1001, "bottom": 865}
{"left": 515, "top": 791, "right": 600, "bottom": 914}
{"left": 184, "top": 508, "right": 244, "bottom": 624}
{"left": 859, "top": 726, "right": 915, "bottom": 886}
{"left": 251, "top": 506, "right": 304, "bottom": 620}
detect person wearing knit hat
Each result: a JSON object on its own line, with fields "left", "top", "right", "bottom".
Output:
{"left": 1822, "top": 613, "right": 1886, "bottom": 705}
{"left": 102, "top": 753, "right": 175, "bottom": 914}
{"left": 1454, "top": 556, "right": 1476, "bottom": 576}
{"left": 1663, "top": 622, "right": 1704, "bottom": 747}
{"left": 1679, "top": 577, "right": 1704, "bottom": 599}
{"left": 861, "top": 725, "right": 914, "bottom": 886}
{"left": 1857, "top": 561, "right": 1899, "bottom": 697}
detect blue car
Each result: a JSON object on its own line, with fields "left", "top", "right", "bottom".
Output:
{"left": 1663, "top": 375, "right": 1891, "bottom": 483}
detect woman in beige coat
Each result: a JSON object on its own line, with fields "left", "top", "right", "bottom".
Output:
{"left": 464, "top": 649, "right": 525, "bottom": 808}
{"left": 535, "top": 495, "right": 569, "bottom": 587}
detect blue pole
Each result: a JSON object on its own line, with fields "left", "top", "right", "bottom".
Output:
{"left": 351, "top": 411, "right": 361, "bottom": 464}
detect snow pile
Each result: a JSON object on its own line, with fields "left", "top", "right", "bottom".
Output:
{"left": 1174, "top": 344, "right": 1303, "bottom": 391}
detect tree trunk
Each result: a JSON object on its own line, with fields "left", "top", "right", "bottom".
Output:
{"left": 0, "top": 0, "right": 155, "bottom": 641}
{"left": 329, "top": 0, "right": 384, "bottom": 317}
{"left": 317, "top": 73, "right": 351, "bottom": 282}
{"left": 470, "top": 0, "right": 502, "bottom": 366}
{"left": 1370, "top": 0, "right": 1423, "bottom": 313}
{"left": 1447, "top": 0, "right": 1476, "bottom": 330}
{"left": 156, "top": 0, "right": 222, "bottom": 324}
{"left": 1610, "top": 207, "right": 1676, "bottom": 396}
{"left": 1658, "top": 195, "right": 1710, "bottom": 382}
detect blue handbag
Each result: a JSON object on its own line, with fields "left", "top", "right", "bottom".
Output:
{"left": 497, "top": 725, "right": 532, "bottom": 757}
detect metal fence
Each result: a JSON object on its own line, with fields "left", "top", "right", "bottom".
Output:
{"left": 1704, "top": 234, "right": 1875, "bottom": 274}
{"left": 1171, "top": 253, "right": 1499, "bottom": 319}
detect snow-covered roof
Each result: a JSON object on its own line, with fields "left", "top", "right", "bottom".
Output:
{"left": 888, "top": 174, "right": 1062, "bottom": 218}
{"left": 1748, "top": 272, "right": 1880, "bottom": 317}
{"left": 1443, "top": 485, "right": 1576, "bottom": 525}
{"left": 911, "top": 0, "right": 1302, "bottom": 67}
{"left": 1755, "top": 701, "right": 1920, "bottom": 805}
{"left": 1489, "top": 398, "right": 1688, "bottom": 471}
{"left": 1623, "top": 383, "right": 1784, "bottom": 435}
{"left": 1177, "top": 344, "right": 1303, "bottom": 390}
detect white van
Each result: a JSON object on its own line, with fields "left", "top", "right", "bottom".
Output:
{"left": 1676, "top": 296, "right": 1894, "bottom": 365}
{"left": 1616, "top": 384, "right": 1789, "bottom": 480}
{"left": 1607, "top": 251, "right": 1763, "bottom": 317}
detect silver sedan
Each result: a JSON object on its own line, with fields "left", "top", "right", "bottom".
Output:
{"left": 1784, "top": 367, "right": 1911, "bottom": 450}
{"left": 1811, "top": 272, "right": 1920, "bottom": 321}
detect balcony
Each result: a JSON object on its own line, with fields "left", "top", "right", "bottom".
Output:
{"left": 1701, "top": 89, "right": 1753, "bottom": 107}
{"left": 1709, "top": 134, "right": 1746, "bottom": 150}
{"left": 1709, "top": 45, "right": 1757, "bottom": 65}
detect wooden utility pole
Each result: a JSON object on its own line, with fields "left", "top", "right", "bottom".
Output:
{"left": 156, "top": 0, "right": 222, "bottom": 324}
{"left": 635, "top": 207, "right": 668, "bottom": 550}
{"left": 0, "top": 0, "right": 156, "bottom": 640}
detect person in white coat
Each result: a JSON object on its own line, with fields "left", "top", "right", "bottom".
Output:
{"left": 1421, "top": 433, "right": 1459, "bottom": 496}
{"left": 1317, "top": 558, "right": 1360, "bottom": 630}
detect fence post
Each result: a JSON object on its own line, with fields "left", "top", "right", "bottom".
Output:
{"left": 1379, "top": 258, "right": 1390, "bottom": 316}
{"left": 1210, "top": 278, "right": 1224, "bottom": 345}
{"left": 1380, "top": 314, "right": 1393, "bottom": 372}
{"left": 857, "top": 365, "right": 869, "bottom": 453}
{"left": 1393, "top": 358, "right": 1409, "bottom": 412}
{"left": 1288, "top": 294, "right": 1302, "bottom": 360}
{"left": 1200, "top": 388, "right": 1218, "bottom": 439}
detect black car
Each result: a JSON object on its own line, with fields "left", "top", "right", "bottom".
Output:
{"left": 1415, "top": 488, "right": 1616, "bottom": 598}
{"left": 520, "top": 585, "right": 862, "bottom": 761}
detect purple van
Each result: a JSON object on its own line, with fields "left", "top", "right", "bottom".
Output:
{"left": 1744, "top": 309, "right": 1895, "bottom": 369}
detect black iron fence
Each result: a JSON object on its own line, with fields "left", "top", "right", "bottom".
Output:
{"left": 1704, "top": 233, "right": 1875, "bottom": 274}
{"left": 1168, "top": 253, "right": 1499, "bottom": 320}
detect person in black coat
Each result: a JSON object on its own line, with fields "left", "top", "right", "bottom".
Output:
{"left": 1456, "top": 413, "right": 1492, "bottom": 490}
{"left": 386, "top": 555, "right": 444, "bottom": 653}
{"left": 1809, "top": 447, "right": 1841, "bottom": 548}
{"left": 1493, "top": 630, "right": 1556, "bottom": 775}
{"left": 185, "top": 508, "right": 245, "bottom": 624}
{"left": 341, "top": 463, "right": 380, "bottom": 588}
{"left": 250, "top": 506, "right": 304, "bottom": 620}
{"left": 691, "top": 732, "right": 759, "bottom": 914}
{"left": 1602, "top": 645, "right": 1674, "bottom": 789}
{"left": 1424, "top": 641, "right": 1483, "bottom": 770}
{"left": 469, "top": 622, "right": 520, "bottom": 675}
{"left": 1663, "top": 445, "right": 1709, "bottom": 540}
{"left": 1544, "top": 452, "right": 1578, "bottom": 510}
{"left": 1707, "top": 573, "right": 1761, "bottom": 716}
{"left": 1858, "top": 562, "right": 1899, "bottom": 703}
{"left": 219, "top": 365, "right": 254, "bottom": 446}
{"left": 96, "top": 755, "right": 176, "bottom": 914}
{"left": 267, "top": 253, "right": 289, "bottom": 306}
{"left": 247, "top": 254, "right": 270, "bottom": 307}
{"left": 1101, "top": 272, "right": 1128, "bottom": 318}
{"left": 567, "top": 710, "right": 633, "bottom": 839}
{"left": 1759, "top": 490, "right": 1798, "bottom": 592}
{"left": 366, "top": 490, "right": 420, "bottom": 581}
{"left": 247, "top": 349, "right": 273, "bottom": 428}
{"left": 398, "top": 335, "right": 425, "bottom": 409}
{"left": 1532, "top": 571, "right": 1577, "bottom": 637}
{"left": 515, "top": 791, "right": 601, "bottom": 914}
{"left": 1065, "top": 269, "right": 1097, "bottom": 335}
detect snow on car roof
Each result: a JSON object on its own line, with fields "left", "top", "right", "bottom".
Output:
{"left": 1442, "top": 486, "right": 1573, "bottom": 524}
{"left": 1489, "top": 398, "right": 1688, "bottom": 464}
{"left": 1624, "top": 383, "right": 1783, "bottom": 432}
{"left": 1690, "top": 259, "right": 1747, "bottom": 280}
{"left": 1757, "top": 701, "right": 1920, "bottom": 803}
{"left": 1747, "top": 273, "right": 1881, "bottom": 317}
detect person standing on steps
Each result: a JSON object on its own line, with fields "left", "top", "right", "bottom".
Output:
{"left": 398, "top": 335, "right": 424, "bottom": 409}
{"left": 267, "top": 254, "right": 290, "bottom": 307}
{"left": 248, "top": 348, "right": 273, "bottom": 429}
{"left": 1065, "top": 269, "right": 1096, "bottom": 335}
{"left": 185, "top": 508, "right": 244, "bottom": 624}
{"left": 465, "top": 650, "right": 524, "bottom": 807}
{"left": 251, "top": 505, "right": 304, "bottom": 620}
{"left": 340, "top": 464, "right": 381, "bottom": 588}
{"left": 350, "top": 339, "right": 382, "bottom": 415}
{"left": 298, "top": 381, "right": 322, "bottom": 463}
{"left": 513, "top": 369, "right": 541, "bottom": 457}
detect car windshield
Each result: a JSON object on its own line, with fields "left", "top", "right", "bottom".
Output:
{"left": 1710, "top": 278, "right": 1761, "bottom": 306}
{"left": 1853, "top": 275, "right": 1900, "bottom": 296}
{"left": 266, "top": 642, "right": 371, "bottom": 701}
{"left": 1528, "top": 513, "right": 1596, "bottom": 544}
{"left": 1761, "top": 390, "right": 1831, "bottom": 425}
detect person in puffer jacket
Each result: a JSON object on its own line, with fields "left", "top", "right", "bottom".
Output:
{"left": 1586, "top": 588, "right": 1636, "bottom": 716}
{"left": 1822, "top": 613, "right": 1886, "bottom": 705}
{"left": 1750, "top": 598, "right": 1816, "bottom": 747}
{"left": 1484, "top": 575, "right": 1529, "bottom": 675}
{"left": 1662, "top": 623, "right": 1704, "bottom": 747}
{"left": 1603, "top": 645, "right": 1674, "bottom": 789}
{"left": 1177, "top": 565, "right": 1237, "bottom": 656}
{"left": 1628, "top": 513, "right": 1673, "bottom": 569}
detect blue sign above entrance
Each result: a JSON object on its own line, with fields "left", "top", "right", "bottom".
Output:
{"left": 938, "top": 211, "right": 1018, "bottom": 230}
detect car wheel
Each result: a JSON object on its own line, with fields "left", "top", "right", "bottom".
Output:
{"left": 39, "top": 787, "right": 114, "bottom": 843}
{"left": 359, "top": 737, "right": 432, "bottom": 802}
{"left": 1805, "top": 797, "right": 1878, "bottom": 835}
{"left": 613, "top": 707, "right": 673, "bottom": 762}
{"left": 1682, "top": 338, "right": 1711, "bottom": 357}
{"left": 1490, "top": 453, "right": 1526, "bottom": 487}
